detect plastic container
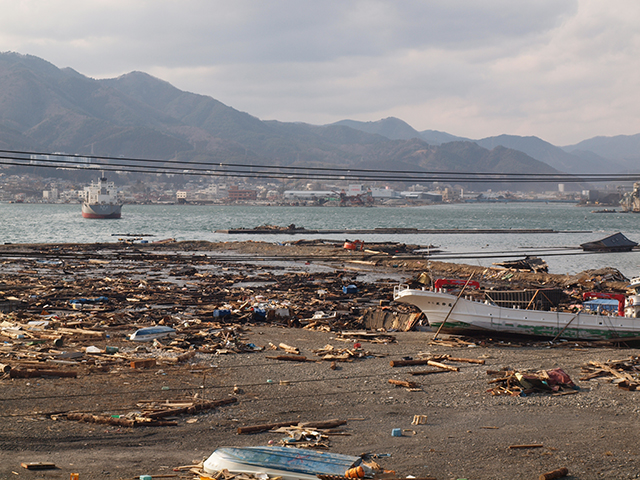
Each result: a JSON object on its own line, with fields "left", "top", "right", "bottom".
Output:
{"left": 345, "top": 466, "right": 365, "bottom": 478}
{"left": 391, "top": 428, "right": 402, "bottom": 437}
{"left": 342, "top": 285, "right": 358, "bottom": 294}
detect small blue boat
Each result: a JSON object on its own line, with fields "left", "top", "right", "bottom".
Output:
{"left": 203, "top": 446, "right": 367, "bottom": 480}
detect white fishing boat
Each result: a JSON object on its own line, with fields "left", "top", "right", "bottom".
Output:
{"left": 394, "top": 282, "right": 640, "bottom": 341}
{"left": 203, "top": 446, "right": 370, "bottom": 480}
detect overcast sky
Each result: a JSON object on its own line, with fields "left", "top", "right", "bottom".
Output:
{"left": 2, "top": 1, "right": 639, "bottom": 145}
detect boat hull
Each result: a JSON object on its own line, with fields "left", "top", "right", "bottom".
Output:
{"left": 82, "top": 202, "right": 122, "bottom": 219}
{"left": 203, "top": 446, "right": 361, "bottom": 480}
{"left": 394, "top": 286, "right": 640, "bottom": 340}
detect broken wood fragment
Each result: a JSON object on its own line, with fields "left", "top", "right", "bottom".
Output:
{"left": 388, "top": 379, "right": 419, "bottom": 389}
{"left": 390, "top": 359, "right": 431, "bottom": 367}
{"left": 265, "top": 355, "right": 311, "bottom": 362}
{"left": 408, "top": 369, "right": 448, "bottom": 376}
{"left": 426, "top": 360, "right": 459, "bottom": 372}
{"left": 539, "top": 467, "right": 569, "bottom": 480}
{"left": 10, "top": 368, "right": 77, "bottom": 378}
{"left": 131, "top": 358, "right": 156, "bottom": 369}
{"left": 508, "top": 443, "right": 544, "bottom": 449}
{"left": 21, "top": 462, "right": 56, "bottom": 470}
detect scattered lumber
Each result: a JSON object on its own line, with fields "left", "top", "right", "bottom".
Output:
{"left": 237, "top": 418, "right": 347, "bottom": 435}
{"left": 144, "top": 398, "right": 238, "bottom": 419}
{"left": 580, "top": 357, "right": 640, "bottom": 391}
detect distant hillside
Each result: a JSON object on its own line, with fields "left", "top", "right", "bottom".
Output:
{"left": 0, "top": 52, "right": 568, "bottom": 190}
{"left": 419, "top": 129, "right": 469, "bottom": 145}
{"left": 332, "top": 117, "right": 422, "bottom": 140}
{"left": 474, "top": 134, "right": 622, "bottom": 174}
{"left": 563, "top": 134, "right": 640, "bottom": 171}
{"left": 332, "top": 118, "right": 470, "bottom": 145}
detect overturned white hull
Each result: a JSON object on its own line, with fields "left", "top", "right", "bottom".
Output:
{"left": 394, "top": 285, "right": 640, "bottom": 340}
{"left": 203, "top": 446, "right": 363, "bottom": 480}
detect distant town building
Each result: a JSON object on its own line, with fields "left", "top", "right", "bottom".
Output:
{"left": 176, "top": 190, "right": 188, "bottom": 202}
{"left": 228, "top": 185, "right": 257, "bottom": 201}
{"left": 43, "top": 188, "right": 59, "bottom": 201}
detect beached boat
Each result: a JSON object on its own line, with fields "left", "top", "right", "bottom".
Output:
{"left": 580, "top": 232, "right": 637, "bottom": 252}
{"left": 81, "top": 173, "right": 122, "bottom": 219}
{"left": 203, "top": 446, "right": 370, "bottom": 480}
{"left": 393, "top": 282, "right": 640, "bottom": 341}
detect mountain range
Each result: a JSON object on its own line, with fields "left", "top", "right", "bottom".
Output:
{"left": 0, "top": 51, "right": 637, "bottom": 190}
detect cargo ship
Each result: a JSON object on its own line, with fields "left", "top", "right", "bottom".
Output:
{"left": 81, "top": 172, "right": 122, "bottom": 219}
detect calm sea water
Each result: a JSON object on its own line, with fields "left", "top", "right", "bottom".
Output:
{"left": 1, "top": 202, "right": 639, "bottom": 277}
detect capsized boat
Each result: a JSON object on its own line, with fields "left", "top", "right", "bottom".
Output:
{"left": 203, "top": 446, "right": 371, "bottom": 480}
{"left": 394, "top": 281, "right": 640, "bottom": 341}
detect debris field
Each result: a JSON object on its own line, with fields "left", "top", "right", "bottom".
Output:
{"left": 2, "top": 240, "right": 640, "bottom": 480}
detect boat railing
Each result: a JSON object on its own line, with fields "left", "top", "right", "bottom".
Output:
{"left": 393, "top": 284, "right": 410, "bottom": 299}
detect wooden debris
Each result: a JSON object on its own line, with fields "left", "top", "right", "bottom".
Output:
{"left": 411, "top": 414, "right": 428, "bottom": 425}
{"left": 131, "top": 358, "right": 157, "bottom": 369}
{"left": 144, "top": 397, "right": 238, "bottom": 419}
{"left": 265, "top": 354, "right": 312, "bottom": 362}
{"left": 509, "top": 443, "right": 544, "bottom": 449}
{"left": 278, "top": 342, "right": 300, "bottom": 354}
{"left": 580, "top": 357, "right": 640, "bottom": 391}
{"left": 408, "top": 369, "right": 448, "bottom": 376}
{"left": 388, "top": 379, "right": 419, "bottom": 389}
{"left": 21, "top": 462, "right": 56, "bottom": 470}
{"left": 10, "top": 368, "right": 77, "bottom": 378}
{"left": 539, "top": 467, "right": 569, "bottom": 479}
{"left": 237, "top": 418, "right": 347, "bottom": 435}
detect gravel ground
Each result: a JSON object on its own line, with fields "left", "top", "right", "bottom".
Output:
{"left": 3, "top": 327, "right": 640, "bottom": 480}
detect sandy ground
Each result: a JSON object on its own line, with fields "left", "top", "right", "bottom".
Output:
{"left": 1, "top": 241, "right": 639, "bottom": 480}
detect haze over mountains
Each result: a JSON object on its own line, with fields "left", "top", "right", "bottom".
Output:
{"left": 0, "top": 52, "right": 638, "bottom": 190}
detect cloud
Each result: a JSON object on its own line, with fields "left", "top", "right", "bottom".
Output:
{"left": 0, "top": 0, "right": 639, "bottom": 144}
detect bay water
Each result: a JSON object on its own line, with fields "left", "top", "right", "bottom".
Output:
{"left": 1, "top": 202, "right": 639, "bottom": 277}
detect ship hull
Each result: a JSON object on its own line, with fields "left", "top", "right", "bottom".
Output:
{"left": 394, "top": 285, "right": 640, "bottom": 341}
{"left": 82, "top": 203, "right": 122, "bottom": 219}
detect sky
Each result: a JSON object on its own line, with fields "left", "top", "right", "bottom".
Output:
{"left": 1, "top": 0, "right": 639, "bottom": 146}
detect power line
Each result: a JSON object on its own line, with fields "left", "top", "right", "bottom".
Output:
{"left": 1, "top": 149, "right": 640, "bottom": 183}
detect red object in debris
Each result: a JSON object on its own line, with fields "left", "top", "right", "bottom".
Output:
{"left": 343, "top": 240, "right": 364, "bottom": 251}
{"left": 582, "top": 291, "right": 625, "bottom": 316}
{"left": 353, "top": 343, "right": 362, "bottom": 349}
{"left": 434, "top": 278, "right": 480, "bottom": 290}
